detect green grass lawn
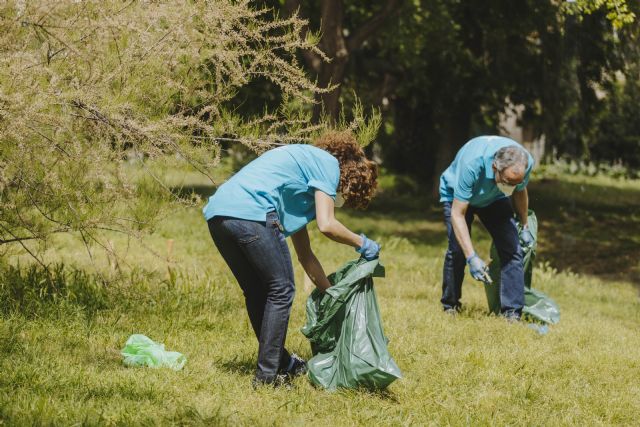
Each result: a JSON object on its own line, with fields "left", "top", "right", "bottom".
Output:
{"left": 1, "top": 169, "right": 640, "bottom": 426}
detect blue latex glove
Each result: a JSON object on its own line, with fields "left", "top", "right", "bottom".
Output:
{"left": 356, "top": 234, "right": 380, "bottom": 261}
{"left": 520, "top": 225, "right": 534, "bottom": 251}
{"left": 466, "top": 253, "right": 491, "bottom": 283}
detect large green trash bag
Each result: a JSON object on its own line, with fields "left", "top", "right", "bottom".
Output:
{"left": 121, "top": 334, "right": 187, "bottom": 370}
{"left": 301, "top": 259, "right": 402, "bottom": 391}
{"left": 485, "top": 210, "right": 560, "bottom": 324}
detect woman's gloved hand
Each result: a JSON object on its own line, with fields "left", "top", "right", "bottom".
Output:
{"left": 466, "top": 252, "right": 491, "bottom": 283}
{"left": 356, "top": 234, "right": 381, "bottom": 261}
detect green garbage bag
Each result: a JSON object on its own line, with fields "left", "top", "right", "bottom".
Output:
{"left": 121, "top": 334, "right": 186, "bottom": 370}
{"left": 301, "top": 259, "right": 402, "bottom": 391}
{"left": 524, "top": 288, "right": 560, "bottom": 324}
{"left": 485, "top": 210, "right": 560, "bottom": 324}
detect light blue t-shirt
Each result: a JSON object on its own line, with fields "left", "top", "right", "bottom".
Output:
{"left": 439, "top": 136, "right": 534, "bottom": 208}
{"left": 203, "top": 144, "right": 340, "bottom": 237}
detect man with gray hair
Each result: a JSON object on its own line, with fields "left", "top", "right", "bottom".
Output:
{"left": 438, "top": 135, "right": 534, "bottom": 320}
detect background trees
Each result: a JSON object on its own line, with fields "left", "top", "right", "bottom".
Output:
{"left": 271, "top": 0, "right": 638, "bottom": 187}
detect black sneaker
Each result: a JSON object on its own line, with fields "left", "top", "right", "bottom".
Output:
{"left": 502, "top": 312, "right": 521, "bottom": 323}
{"left": 444, "top": 305, "right": 462, "bottom": 316}
{"left": 285, "top": 353, "right": 307, "bottom": 378}
{"left": 251, "top": 374, "right": 291, "bottom": 390}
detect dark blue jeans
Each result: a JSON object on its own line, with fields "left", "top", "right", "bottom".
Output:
{"left": 441, "top": 198, "right": 524, "bottom": 316}
{"left": 208, "top": 211, "right": 294, "bottom": 382}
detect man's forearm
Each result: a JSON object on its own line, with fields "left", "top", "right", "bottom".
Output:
{"left": 451, "top": 212, "right": 475, "bottom": 259}
{"left": 512, "top": 188, "right": 529, "bottom": 226}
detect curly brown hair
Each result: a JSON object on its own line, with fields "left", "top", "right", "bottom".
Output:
{"left": 314, "top": 130, "right": 378, "bottom": 209}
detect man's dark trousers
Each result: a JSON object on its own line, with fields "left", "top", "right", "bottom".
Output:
{"left": 441, "top": 198, "right": 525, "bottom": 316}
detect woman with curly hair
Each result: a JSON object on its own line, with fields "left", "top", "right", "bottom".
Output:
{"left": 203, "top": 130, "right": 379, "bottom": 388}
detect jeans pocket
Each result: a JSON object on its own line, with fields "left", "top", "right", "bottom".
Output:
{"left": 226, "top": 219, "right": 261, "bottom": 244}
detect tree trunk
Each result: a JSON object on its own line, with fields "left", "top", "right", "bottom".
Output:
{"left": 285, "top": 0, "right": 402, "bottom": 123}
{"left": 313, "top": 0, "right": 349, "bottom": 122}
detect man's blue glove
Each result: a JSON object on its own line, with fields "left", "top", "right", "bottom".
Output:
{"left": 356, "top": 234, "right": 380, "bottom": 261}
{"left": 520, "top": 225, "right": 534, "bottom": 251}
{"left": 466, "top": 253, "right": 492, "bottom": 283}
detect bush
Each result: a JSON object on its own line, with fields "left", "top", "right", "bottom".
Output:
{"left": 0, "top": 0, "right": 328, "bottom": 262}
{"left": 0, "top": 264, "right": 108, "bottom": 318}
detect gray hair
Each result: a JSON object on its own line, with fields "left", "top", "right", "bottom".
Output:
{"left": 493, "top": 146, "right": 528, "bottom": 173}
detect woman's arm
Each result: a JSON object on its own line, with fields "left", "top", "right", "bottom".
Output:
{"left": 290, "top": 226, "right": 331, "bottom": 291}
{"left": 314, "top": 190, "right": 363, "bottom": 248}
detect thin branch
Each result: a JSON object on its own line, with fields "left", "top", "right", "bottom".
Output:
{"left": 0, "top": 227, "right": 71, "bottom": 246}
{"left": 25, "top": 125, "right": 71, "bottom": 157}
{"left": 115, "top": 0, "right": 137, "bottom": 15}
{"left": 82, "top": 228, "right": 134, "bottom": 273}
{"left": 78, "top": 229, "right": 110, "bottom": 285}
{"left": 137, "top": 28, "right": 174, "bottom": 62}
{"left": 21, "top": 19, "right": 81, "bottom": 56}
{"left": 0, "top": 222, "right": 47, "bottom": 268}
{"left": 0, "top": 235, "right": 38, "bottom": 245}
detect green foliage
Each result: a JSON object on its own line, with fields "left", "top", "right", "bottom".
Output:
{"left": 0, "top": 263, "right": 108, "bottom": 318}
{"left": 337, "top": 95, "right": 382, "bottom": 148}
{"left": 329, "top": 0, "right": 639, "bottom": 184}
{"left": 591, "top": 78, "right": 640, "bottom": 170}
{"left": 588, "top": 14, "right": 640, "bottom": 170}
{"left": 366, "top": 0, "right": 563, "bottom": 182}
{"left": 0, "top": 0, "right": 335, "bottom": 261}
{"left": 563, "top": 0, "right": 636, "bottom": 29}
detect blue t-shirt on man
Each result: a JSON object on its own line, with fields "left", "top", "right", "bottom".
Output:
{"left": 203, "top": 144, "right": 339, "bottom": 237}
{"left": 439, "top": 136, "right": 534, "bottom": 208}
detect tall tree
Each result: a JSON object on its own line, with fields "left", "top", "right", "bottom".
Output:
{"left": 283, "top": 0, "right": 402, "bottom": 121}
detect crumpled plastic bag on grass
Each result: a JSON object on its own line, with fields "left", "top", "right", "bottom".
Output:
{"left": 301, "top": 258, "right": 402, "bottom": 391}
{"left": 486, "top": 210, "right": 560, "bottom": 325}
{"left": 121, "top": 334, "right": 186, "bottom": 370}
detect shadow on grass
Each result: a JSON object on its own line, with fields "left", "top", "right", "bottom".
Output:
{"left": 455, "top": 304, "right": 493, "bottom": 319}
{"left": 217, "top": 355, "right": 255, "bottom": 375}
{"left": 355, "top": 214, "right": 449, "bottom": 249}
{"left": 529, "top": 179, "right": 640, "bottom": 283}
{"left": 340, "top": 191, "right": 449, "bottom": 250}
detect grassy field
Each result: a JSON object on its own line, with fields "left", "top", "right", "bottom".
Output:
{"left": 1, "top": 166, "right": 640, "bottom": 426}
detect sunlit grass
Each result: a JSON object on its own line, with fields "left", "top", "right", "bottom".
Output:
{"left": 1, "top": 170, "right": 640, "bottom": 425}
